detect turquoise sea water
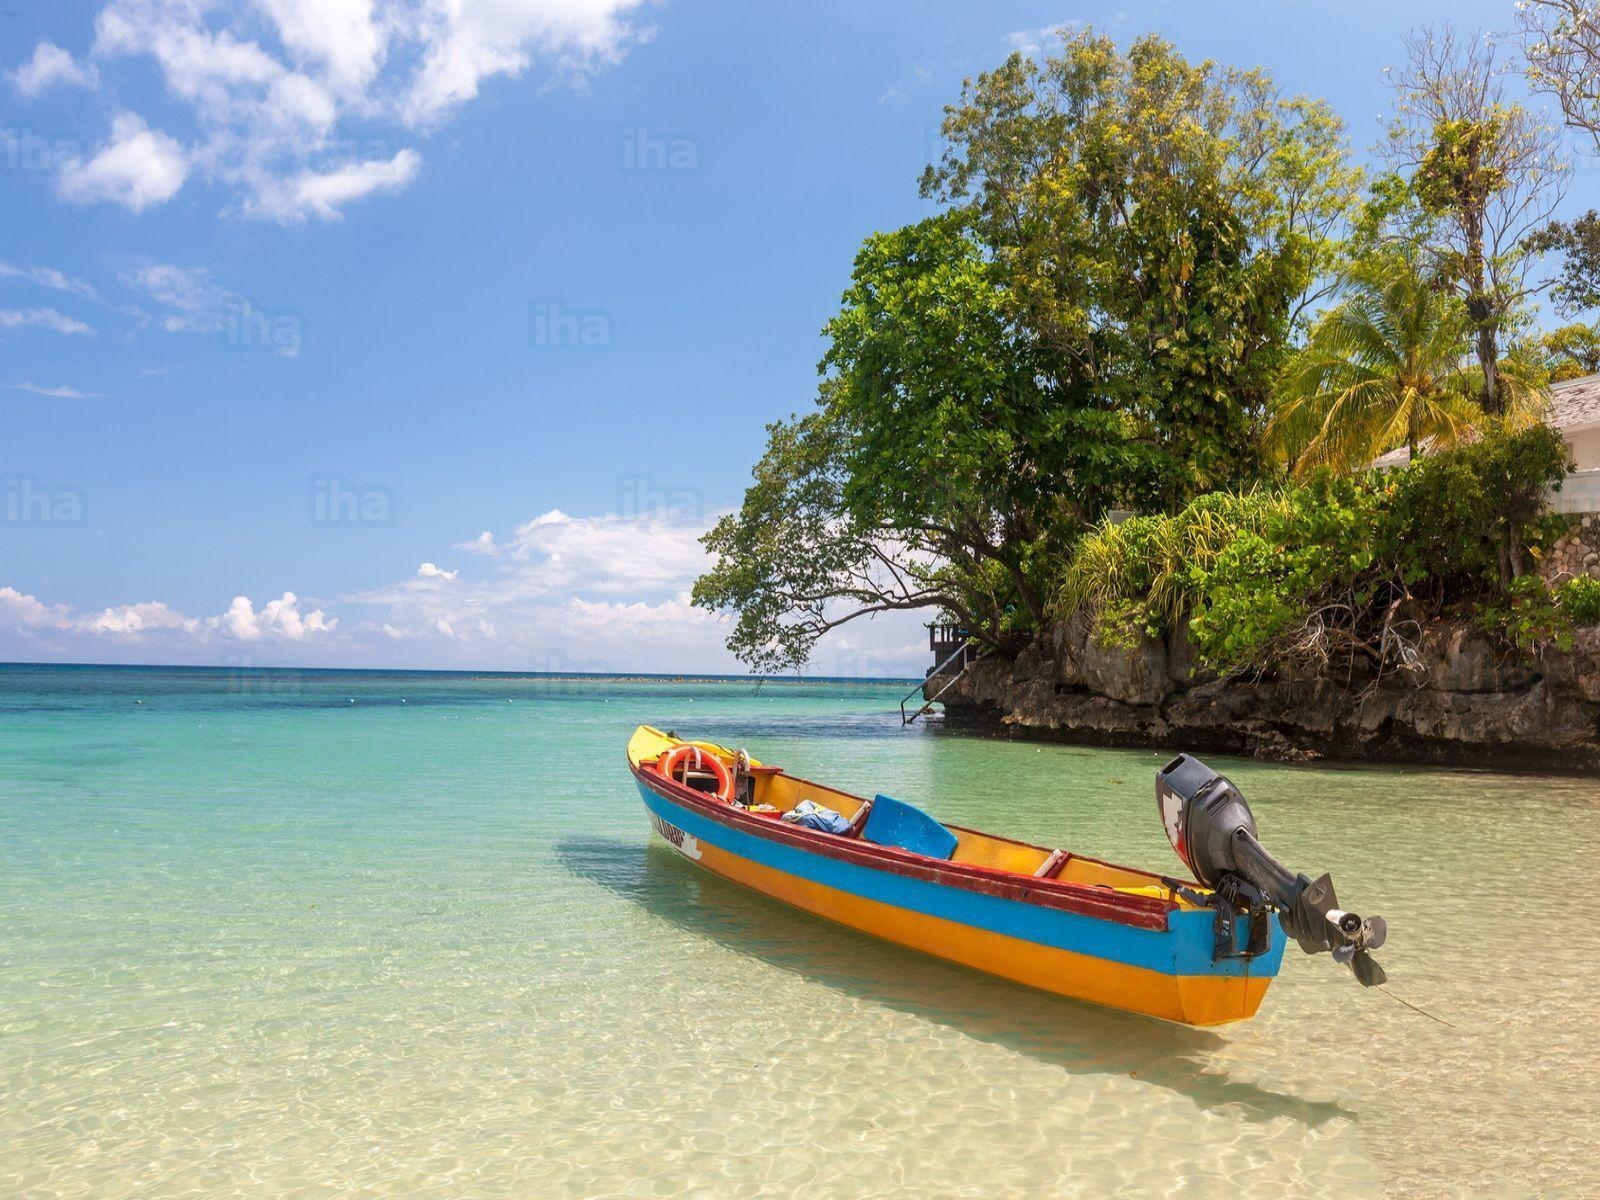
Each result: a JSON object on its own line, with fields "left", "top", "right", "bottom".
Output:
{"left": 3, "top": 664, "right": 1597, "bottom": 1198}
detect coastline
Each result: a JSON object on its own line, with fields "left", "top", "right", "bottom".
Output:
{"left": 929, "top": 619, "right": 1600, "bottom": 773}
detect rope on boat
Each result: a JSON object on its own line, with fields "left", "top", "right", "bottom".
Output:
{"left": 1377, "top": 985, "right": 1457, "bottom": 1028}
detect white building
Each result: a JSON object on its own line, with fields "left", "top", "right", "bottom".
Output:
{"left": 1372, "top": 373, "right": 1600, "bottom": 513}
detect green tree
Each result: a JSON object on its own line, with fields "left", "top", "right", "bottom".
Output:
{"left": 1527, "top": 210, "right": 1600, "bottom": 317}
{"left": 697, "top": 32, "right": 1365, "bottom": 671}
{"left": 1539, "top": 321, "right": 1600, "bottom": 380}
{"left": 692, "top": 216, "right": 1070, "bottom": 670}
{"left": 1384, "top": 26, "right": 1568, "bottom": 412}
{"left": 921, "top": 30, "right": 1360, "bottom": 509}
{"left": 1267, "top": 258, "right": 1484, "bottom": 475}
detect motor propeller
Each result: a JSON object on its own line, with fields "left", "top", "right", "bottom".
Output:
{"left": 1155, "top": 753, "right": 1387, "bottom": 987}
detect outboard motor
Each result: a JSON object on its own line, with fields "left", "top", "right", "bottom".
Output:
{"left": 1156, "top": 753, "right": 1387, "bottom": 987}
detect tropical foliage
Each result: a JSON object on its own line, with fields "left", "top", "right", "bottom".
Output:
{"left": 696, "top": 32, "right": 1360, "bottom": 668}
{"left": 1060, "top": 427, "right": 1572, "bottom": 674}
{"left": 696, "top": 22, "right": 1591, "bottom": 677}
{"left": 1267, "top": 260, "right": 1482, "bottom": 473}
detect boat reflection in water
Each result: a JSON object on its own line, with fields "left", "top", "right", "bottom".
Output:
{"left": 557, "top": 833, "right": 1353, "bottom": 1128}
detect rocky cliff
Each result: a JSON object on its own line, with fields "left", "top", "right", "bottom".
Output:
{"left": 935, "top": 616, "right": 1600, "bottom": 769}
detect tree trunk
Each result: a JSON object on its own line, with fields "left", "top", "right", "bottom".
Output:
{"left": 1464, "top": 208, "right": 1501, "bottom": 415}
{"left": 1476, "top": 321, "right": 1501, "bottom": 415}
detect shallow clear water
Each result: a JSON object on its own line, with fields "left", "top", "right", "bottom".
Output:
{"left": 1, "top": 664, "right": 1595, "bottom": 1198}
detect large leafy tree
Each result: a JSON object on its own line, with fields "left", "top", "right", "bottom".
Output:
{"left": 921, "top": 31, "right": 1361, "bottom": 509}
{"left": 695, "top": 32, "right": 1361, "bottom": 671}
{"left": 693, "top": 216, "right": 1069, "bottom": 670}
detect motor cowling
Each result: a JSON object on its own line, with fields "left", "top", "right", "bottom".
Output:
{"left": 1156, "top": 753, "right": 1388, "bottom": 987}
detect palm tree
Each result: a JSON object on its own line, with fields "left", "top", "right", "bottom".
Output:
{"left": 1267, "top": 266, "right": 1494, "bottom": 478}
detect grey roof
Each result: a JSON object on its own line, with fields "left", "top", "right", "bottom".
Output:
{"left": 1369, "top": 372, "right": 1600, "bottom": 469}
{"left": 1548, "top": 372, "right": 1600, "bottom": 434}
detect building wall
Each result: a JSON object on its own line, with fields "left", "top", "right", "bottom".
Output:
{"left": 1567, "top": 428, "right": 1600, "bottom": 470}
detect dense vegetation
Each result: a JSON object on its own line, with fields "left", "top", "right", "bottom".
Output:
{"left": 695, "top": 20, "right": 1600, "bottom": 676}
{"left": 1063, "top": 426, "right": 1575, "bottom": 674}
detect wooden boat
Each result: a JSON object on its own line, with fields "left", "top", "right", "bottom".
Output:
{"left": 627, "top": 725, "right": 1296, "bottom": 1026}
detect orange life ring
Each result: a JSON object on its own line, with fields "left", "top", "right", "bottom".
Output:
{"left": 657, "top": 744, "right": 734, "bottom": 802}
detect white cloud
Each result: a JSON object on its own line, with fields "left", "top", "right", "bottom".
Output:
{"left": 115, "top": 261, "right": 236, "bottom": 334}
{"left": 117, "top": 261, "right": 228, "bottom": 332}
{"left": 0, "top": 587, "right": 75, "bottom": 631}
{"left": 0, "top": 586, "right": 337, "bottom": 645}
{"left": 500, "top": 508, "right": 708, "bottom": 593}
{"left": 9, "top": 382, "right": 106, "bottom": 399}
{"left": 1005, "top": 22, "right": 1084, "bottom": 58}
{"left": 0, "top": 508, "right": 932, "bottom": 674}
{"left": 400, "top": 0, "right": 649, "bottom": 128}
{"left": 0, "top": 260, "right": 100, "bottom": 301}
{"left": 256, "top": 0, "right": 386, "bottom": 96}
{"left": 456, "top": 530, "right": 500, "bottom": 556}
{"left": 0, "top": 308, "right": 94, "bottom": 335}
{"left": 10, "top": 41, "right": 100, "bottom": 98}
{"left": 244, "top": 148, "right": 421, "bottom": 223}
{"left": 84, "top": 601, "right": 197, "bottom": 635}
{"left": 22, "top": 0, "right": 648, "bottom": 222}
{"left": 216, "top": 591, "right": 336, "bottom": 640}
{"left": 56, "top": 112, "right": 188, "bottom": 212}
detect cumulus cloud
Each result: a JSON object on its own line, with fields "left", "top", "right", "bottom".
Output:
{"left": 0, "top": 260, "right": 100, "bottom": 301}
{"left": 0, "top": 506, "right": 931, "bottom": 674}
{"left": 456, "top": 530, "right": 501, "bottom": 556}
{"left": 0, "top": 586, "right": 337, "bottom": 645}
{"left": 0, "top": 308, "right": 94, "bottom": 335}
{"left": 17, "top": 0, "right": 649, "bottom": 221}
{"left": 56, "top": 112, "right": 188, "bottom": 212}
{"left": 400, "top": 0, "right": 650, "bottom": 127}
{"left": 10, "top": 41, "right": 100, "bottom": 97}
{"left": 84, "top": 601, "right": 197, "bottom": 636}
{"left": 0, "top": 587, "right": 75, "bottom": 631}
{"left": 217, "top": 592, "right": 336, "bottom": 640}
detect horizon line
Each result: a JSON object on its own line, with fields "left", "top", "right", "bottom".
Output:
{"left": 0, "top": 659, "right": 923, "bottom": 684}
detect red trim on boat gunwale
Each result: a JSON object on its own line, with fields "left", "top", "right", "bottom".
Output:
{"left": 629, "top": 759, "right": 1173, "bottom": 933}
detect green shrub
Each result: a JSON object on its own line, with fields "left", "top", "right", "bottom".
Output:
{"left": 1057, "top": 425, "right": 1573, "bottom": 674}
{"left": 1480, "top": 575, "right": 1573, "bottom": 654}
{"left": 1559, "top": 575, "right": 1600, "bottom": 626}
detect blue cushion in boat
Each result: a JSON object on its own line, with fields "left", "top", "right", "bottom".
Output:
{"left": 862, "top": 794, "right": 958, "bottom": 860}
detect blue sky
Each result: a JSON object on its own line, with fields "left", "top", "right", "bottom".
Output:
{"left": 0, "top": 0, "right": 1569, "bottom": 674}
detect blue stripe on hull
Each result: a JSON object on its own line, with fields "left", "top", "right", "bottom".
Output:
{"left": 637, "top": 781, "right": 1286, "bottom": 980}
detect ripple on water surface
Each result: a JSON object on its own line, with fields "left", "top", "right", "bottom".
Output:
{"left": 0, "top": 667, "right": 1595, "bottom": 1198}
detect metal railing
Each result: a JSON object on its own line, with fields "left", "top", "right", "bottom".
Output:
{"left": 900, "top": 641, "right": 982, "bottom": 725}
